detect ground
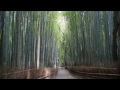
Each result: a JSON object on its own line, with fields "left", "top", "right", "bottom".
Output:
{"left": 54, "top": 67, "right": 77, "bottom": 79}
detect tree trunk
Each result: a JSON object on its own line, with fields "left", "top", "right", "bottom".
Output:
{"left": 112, "top": 11, "right": 119, "bottom": 62}
{"left": 0, "top": 11, "right": 5, "bottom": 78}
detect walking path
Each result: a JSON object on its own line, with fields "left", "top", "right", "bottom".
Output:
{"left": 54, "top": 67, "right": 77, "bottom": 79}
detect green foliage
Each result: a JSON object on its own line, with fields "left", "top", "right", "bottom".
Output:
{"left": 61, "top": 11, "right": 114, "bottom": 67}
{"left": 0, "top": 11, "right": 118, "bottom": 76}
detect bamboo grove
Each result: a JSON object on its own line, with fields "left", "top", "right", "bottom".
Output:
{"left": 0, "top": 11, "right": 120, "bottom": 78}
{"left": 62, "top": 11, "right": 120, "bottom": 67}
{"left": 0, "top": 11, "right": 59, "bottom": 76}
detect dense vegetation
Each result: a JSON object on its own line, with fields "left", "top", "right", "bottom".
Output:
{"left": 59, "top": 11, "right": 120, "bottom": 67}
{"left": 0, "top": 11, "right": 59, "bottom": 78}
{"left": 0, "top": 11, "right": 120, "bottom": 79}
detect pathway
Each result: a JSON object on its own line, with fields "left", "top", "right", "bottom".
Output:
{"left": 54, "top": 67, "right": 78, "bottom": 79}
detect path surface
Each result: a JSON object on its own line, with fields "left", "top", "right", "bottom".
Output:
{"left": 54, "top": 67, "right": 78, "bottom": 79}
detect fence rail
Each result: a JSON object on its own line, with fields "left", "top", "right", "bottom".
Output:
{"left": 1, "top": 68, "right": 58, "bottom": 79}
{"left": 66, "top": 66, "right": 120, "bottom": 79}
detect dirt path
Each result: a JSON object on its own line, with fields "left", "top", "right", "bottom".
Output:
{"left": 54, "top": 67, "right": 78, "bottom": 79}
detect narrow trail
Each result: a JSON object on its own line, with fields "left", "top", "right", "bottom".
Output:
{"left": 54, "top": 67, "right": 78, "bottom": 79}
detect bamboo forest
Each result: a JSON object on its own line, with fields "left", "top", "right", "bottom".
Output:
{"left": 0, "top": 11, "right": 120, "bottom": 79}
